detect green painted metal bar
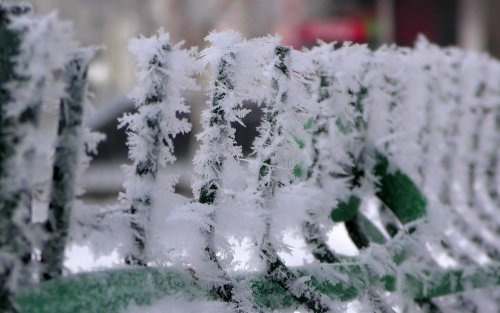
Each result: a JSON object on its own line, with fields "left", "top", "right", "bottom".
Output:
{"left": 331, "top": 150, "right": 428, "bottom": 226}
{"left": 330, "top": 195, "right": 361, "bottom": 222}
{"left": 41, "top": 52, "right": 90, "bottom": 281}
{"left": 373, "top": 151, "right": 428, "bottom": 225}
{"left": 17, "top": 263, "right": 500, "bottom": 313}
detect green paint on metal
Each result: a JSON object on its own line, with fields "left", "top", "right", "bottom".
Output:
{"left": 373, "top": 151, "right": 427, "bottom": 224}
{"left": 293, "top": 134, "right": 306, "bottom": 150}
{"left": 17, "top": 263, "right": 500, "bottom": 313}
{"left": 356, "top": 213, "right": 387, "bottom": 245}
{"left": 303, "top": 117, "right": 314, "bottom": 131}
{"left": 293, "top": 164, "right": 303, "bottom": 178}
{"left": 330, "top": 195, "right": 360, "bottom": 222}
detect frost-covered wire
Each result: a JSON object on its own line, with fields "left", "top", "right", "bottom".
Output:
{"left": 254, "top": 44, "right": 338, "bottom": 313}
{"left": 0, "top": 7, "right": 79, "bottom": 311}
{"left": 192, "top": 30, "right": 266, "bottom": 313}
{"left": 120, "top": 28, "right": 198, "bottom": 266}
{"left": 40, "top": 49, "right": 93, "bottom": 281}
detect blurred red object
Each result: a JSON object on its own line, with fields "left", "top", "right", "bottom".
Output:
{"left": 301, "top": 18, "right": 367, "bottom": 42}
{"left": 288, "top": 17, "right": 372, "bottom": 48}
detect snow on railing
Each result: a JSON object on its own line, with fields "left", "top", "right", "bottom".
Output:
{"left": 2, "top": 4, "right": 500, "bottom": 313}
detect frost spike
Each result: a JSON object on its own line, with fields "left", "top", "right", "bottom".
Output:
{"left": 256, "top": 45, "right": 332, "bottom": 313}
{"left": 197, "top": 54, "right": 234, "bottom": 303}
{"left": 119, "top": 29, "right": 181, "bottom": 266}
{"left": 40, "top": 51, "right": 91, "bottom": 281}
{"left": 194, "top": 33, "right": 265, "bottom": 313}
{"left": 0, "top": 5, "right": 45, "bottom": 311}
{"left": 124, "top": 43, "right": 169, "bottom": 267}
{"left": 304, "top": 46, "right": 393, "bottom": 313}
{"left": 305, "top": 44, "right": 379, "bottom": 256}
{"left": 303, "top": 215, "right": 340, "bottom": 263}
{"left": 197, "top": 55, "right": 232, "bottom": 205}
{"left": 0, "top": 7, "right": 29, "bottom": 313}
{"left": 1, "top": 6, "right": 82, "bottom": 309}
{"left": 302, "top": 49, "right": 345, "bottom": 264}
{"left": 121, "top": 29, "right": 195, "bottom": 266}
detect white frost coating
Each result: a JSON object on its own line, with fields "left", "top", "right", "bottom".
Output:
{"left": 1, "top": 23, "right": 497, "bottom": 312}
{"left": 8, "top": 12, "right": 78, "bottom": 115}
{"left": 306, "top": 42, "right": 371, "bottom": 207}
{"left": 69, "top": 201, "right": 132, "bottom": 258}
{"left": 123, "top": 296, "right": 232, "bottom": 313}
{"left": 4, "top": 12, "right": 81, "bottom": 198}
{"left": 119, "top": 28, "right": 199, "bottom": 263}
{"left": 192, "top": 30, "right": 247, "bottom": 197}
{"left": 250, "top": 45, "right": 311, "bottom": 196}
{"left": 157, "top": 201, "right": 211, "bottom": 266}
{"left": 272, "top": 183, "right": 326, "bottom": 232}
{"left": 233, "top": 35, "right": 282, "bottom": 105}
{"left": 0, "top": 10, "right": 82, "bottom": 291}
{"left": 75, "top": 51, "right": 106, "bottom": 198}
{"left": 191, "top": 31, "right": 271, "bottom": 313}
{"left": 114, "top": 35, "right": 500, "bottom": 312}
{"left": 5, "top": 13, "right": 85, "bottom": 210}
{"left": 123, "top": 28, "right": 197, "bottom": 170}
{"left": 364, "top": 39, "right": 500, "bottom": 313}
{"left": 201, "top": 30, "right": 242, "bottom": 66}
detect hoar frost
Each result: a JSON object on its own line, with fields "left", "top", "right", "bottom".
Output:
{"left": 119, "top": 28, "right": 198, "bottom": 266}
{"left": 4, "top": 8, "right": 500, "bottom": 312}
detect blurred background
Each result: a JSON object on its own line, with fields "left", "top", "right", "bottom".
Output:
{"left": 29, "top": 0, "right": 500, "bottom": 203}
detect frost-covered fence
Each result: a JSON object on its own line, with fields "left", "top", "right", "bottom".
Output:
{"left": 40, "top": 49, "right": 93, "bottom": 281}
{"left": 2, "top": 3, "right": 500, "bottom": 313}
{"left": 119, "top": 30, "right": 197, "bottom": 267}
